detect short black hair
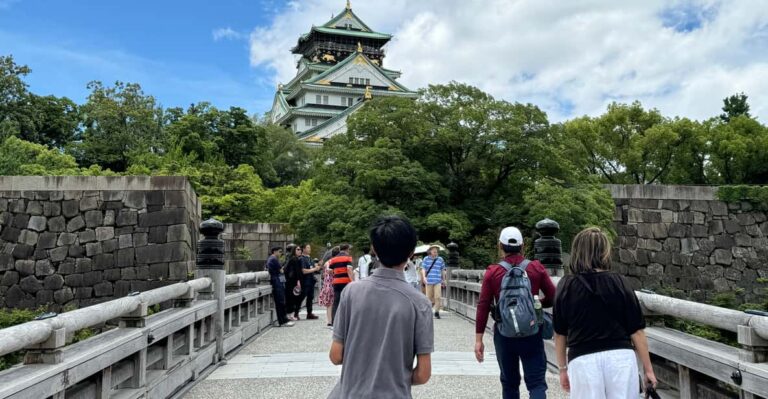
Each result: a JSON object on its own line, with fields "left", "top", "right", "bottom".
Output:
{"left": 301, "top": 243, "right": 311, "bottom": 250}
{"left": 502, "top": 244, "right": 522, "bottom": 254}
{"left": 339, "top": 243, "right": 351, "bottom": 251}
{"left": 362, "top": 247, "right": 370, "bottom": 255}
{"left": 270, "top": 247, "right": 282, "bottom": 254}
{"left": 369, "top": 215, "right": 417, "bottom": 267}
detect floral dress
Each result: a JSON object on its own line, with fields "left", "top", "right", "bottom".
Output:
{"left": 318, "top": 266, "right": 334, "bottom": 307}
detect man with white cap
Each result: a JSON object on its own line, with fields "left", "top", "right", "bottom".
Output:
{"left": 474, "top": 226, "right": 556, "bottom": 399}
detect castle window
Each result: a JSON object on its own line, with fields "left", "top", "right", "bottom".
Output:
{"left": 348, "top": 98, "right": 354, "bottom": 106}
{"left": 349, "top": 77, "right": 353, "bottom": 85}
{"left": 305, "top": 118, "right": 310, "bottom": 127}
{"left": 366, "top": 78, "right": 371, "bottom": 86}
{"left": 315, "top": 95, "right": 321, "bottom": 103}
{"left": 311, "top": 119, "right": 318, "bottom": 127}
{"left": 323, "top": 95, "right": 329, "bottom": 105}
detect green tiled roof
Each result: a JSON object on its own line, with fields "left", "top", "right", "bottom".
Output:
{"left": 297, "top": 100, "right": 366, "bottom": 140}
{"left": 304, "top": 52, "right": 410, "bottom": 92}
{"left": 311, "top": 26, "right": 391, "bottom": 40}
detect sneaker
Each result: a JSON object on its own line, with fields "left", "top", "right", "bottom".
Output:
{"left": 280, "top": 321, "right": 295, "bottom": 327}
{"left": 434, "top": 312, "right": 441, "bottom": 319}
{"left": 287, "top": 315, "right": 298, "bottom": 321}
{"left": 293, "top": 314, "right": 301, "bottom": 320}
{"left": 306, "top": 314, "right": 319, "bottom": 320}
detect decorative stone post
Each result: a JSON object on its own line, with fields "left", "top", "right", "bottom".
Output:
{"left": 534, "top": 219, "right": 563, "bottom": 277}
{"left": 196, "top": 218, "right": 226, "bottom": 362}
{"left": 447, "top": 242, "right": 460, "bottom": 269}
{"left": 445, "top": 242, "right": 459, "bottom": 310}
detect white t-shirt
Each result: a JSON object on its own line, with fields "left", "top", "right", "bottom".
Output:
{"left": 357, "top": 254, "right": 372, "bottom": 279}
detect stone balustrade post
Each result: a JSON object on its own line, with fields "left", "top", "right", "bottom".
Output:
{"left": 534, "top": 218, "right": 563, "bottom": 277}
{"left": 738, "top": 324, "right": 768, "bottom": 363}
{"left": 195, "top": 218, "right": 226, "bottom": 362}
{"left": 23, "top": 312, "right": 65, "bottom": 364}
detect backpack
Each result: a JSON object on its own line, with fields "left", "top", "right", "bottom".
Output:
{"left": 496, "top": 259, "right": 540, "bottom": 338}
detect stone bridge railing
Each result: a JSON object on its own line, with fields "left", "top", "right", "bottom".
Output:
{"left": 445, "top": 269, "right": 768, "bottom": 399}
{"left": 0, "top": 220, "right": 276, "bottom": 399}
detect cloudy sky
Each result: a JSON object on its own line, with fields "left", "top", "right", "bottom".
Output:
{"left": 2, "top": 0, "right": 767, "bottom": 122}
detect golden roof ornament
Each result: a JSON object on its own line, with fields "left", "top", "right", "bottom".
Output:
{"left": 364, "top": 86, "right": 372, "bottom": 100}
{"left": 357, "top": 42, "right": 363, "bottom": 52}
{"left": 346, "top": 0, "right": 351, "bottom": 10}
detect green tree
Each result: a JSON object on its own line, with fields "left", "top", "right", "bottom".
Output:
{"left": 0, "top": 136, "right": 80, "bottom": 175}
{"left": 260, "top": 124, "right": 311, "bottom": 187}
{"left": 708, "top": 115, "right": 768, "bottom": 184}
{"left": 720, "top": 92, "right": 751, "bottom": 122}
{"left": 74, "top": 81, "right": 164, "bottom": 172}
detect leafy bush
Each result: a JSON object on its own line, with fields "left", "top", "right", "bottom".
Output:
{"left": 717, "top": 185, "right": 768, "bottom": 210}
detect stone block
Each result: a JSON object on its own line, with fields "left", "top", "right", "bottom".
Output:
{"left": 47, "top": 216, "right": 65, "bottom": 232}
{"left": 12, "top": 213, "right": 29, "bottom": 229}
{"left": 1, "top": 226, "right": 20, "bottom": 242}
{"left": 118, "top": 233, "right": 133, "bottom": 248}
{"left": 95, "top": 226, "right": 114, "bottom": 241}
{"left": 755, "top": 213, "right": 767, "bottom": 223}
{"left": 116, "top": 210, "right": 138, "bottom": 227}
{"left": 709, "top": 220, "right": 724, "bottom": 235}
{"left": 637, "top": 224, "right": 654, "bottom": 239}
{"left": 0, "top": 253, "right": 12, "bottom": 271}
{"left": 12, "top": 243, "right": 33, "bottom": 259}
{"left": 735, "top": 233, "right": 752, "bottom": 246}
{"left": 725, "top": 219, "right": 741, "bottom": 234}
{"left": 24, "top": 201, "right": 42, "bottom": 216}
{"left": 619, "top": 236, "right": 637, "bottom": 250}
{"left": 121, "top": 267, "right": 137, "bottom": 280}
{"left": 169, "top": 261, "right": 191, "bottom": 280}
{"left": 737, "top": 213, "right": 756, "bottom": 226}
{"left": 692, "top": 254, "right": 709, "bottom": 266}
{"left": 103, "top": 210, "right": 115, "bottom": 226}
{"left": 732, "top": 259, "right": 746, "bottom": 271}
{"left": 43, "top": 202, "right": 61, "bottom": 217}
{"left": 37, "top": 232, "right": 56, "bottom": 249}
{"left": 36, "top": 289, "right": 53, "bottom": 305}
{"left": 678, "top": 212, "right": 695, "bottom": 224}
{"left": 135, "top": 265, "right": 149, "bottom": 279}
{"left": 650, "top": 251, "right": 671, "bottom": 265}
{"left": 27, "top": 216, "right": 47, "bottom": 232}
{"left": 78, "top": 229, "right": 96, "bottom": 244}
{"left": 618, "top": 224, "right": 637, "bottom": 236}
{"left": 0, "top": 198, "right": 6, "bottom": 212}
{"left": 124, "top": 191, "right": 146, "bottom": 209}
{"left": 79, "top": 196, "right": 99, "bottom": 211}
{"left": 661, "top": 200, "right": 680, "bottom": 211}
{"left": 139, "top": 208, "right": 187, "bottom": 228}
{"left": 35, "top": 259, "right": 54, "bottom": 276}
{"left": 54, "top": 287, "right": 74, "bottom": 304}
{"left": 130, "top": 280, "right": 149, "bottom": 292}
{"left": 18, "top": 229, "right": 39, "bottom": 246}
{"left": 116, "top": 248, "right": 135, "bottom": 267}
{"left": 672, "top": 253, "right": 692, "bottom": 266}
{"left": 741, "top": 202, "right": 754, "bottom": 211}
{"left": 57, "top": 232, "right": 77, "bottom": 246}
{"left": 627, "top": 209, "right": 644, "bottom": 223}
{"left": 149, "top": 263, "right": 169, "bottom": 279}
{"left": 83, "top": 270, "right": 103, "bottom": 286}
{"left": 663, "top": 238, "right": 681, "bottom": 252}
{"left": 630, "top": 199, "right": 660, "bottom": 209}
{"left": 68, "top": 245, "right": 85, "bottom": 258}
{"left": 94, "top": 281, "right": 113, "bottom": 297}
{"left": 647, "top": 263, "right": 664, "bottom": 276}
{"left": 713, "top": 249, "right": 733, "bottom": 265}
{"left": 66, "top": 215, "right": 85, "bottom": 232}
{"left": 62, "top": 200, "right": 79, "bottom": 218}
{"left": 133, "top": 232, "right": 148, "bottom": 247}
{"left": 724, "top": 268, "right": 742, "bottom": 281}
{"left": 659, "top": 210, "right": 675, "bottom": 223}
{"left": 4, "top": 285, "right": 24, "bottom": 308}
{"left": 85, "top": 242, "right": 102, "bottom": 257}
{"left": 1, "top": 271, "right": 19, "bottom": 286}
{"left": 0, "top": 211, "right": 12, "bottom": 226}
{"left": 641, "top": 211, "right": 662, "bottom": 223}
{"left": 105, "top": 201, "right": 123, "bottom": 210}
{"left": 115, "top": 226, "right": 133, "bottom": 235}
{"left": 680, "top": 238, "right": 699, "bottom": 255}
{"left": 652, "top": 224, "right": 668, "bottom": 239}
{"left": 75, "top": 287, "right": 93, "bottom": 299}
{"left": 49, "top": 246, "right": 68, "bottom": 262}
{"left": 667, "top": 223, "right": 687, "bottom": 238}
{"left": 714, "top": 235, "right": 735, "bottom": 249}
{"left": 75, "top": 258, "right": 92, "bottom": 273}
{"left": 711, "top": 202, "right": 728, "bottom": 216}
{"left": 746, "top": 224, "right": 762, "bottom": 237}
{"left": 84, "top": 210, "right": 103, "bottom": 228}
{"left": 20, "top": 275, "right": 42, "bottom": 293}
{"left": 58, "top": 259, "right": 75, "bottom": 274}
{"left": 10, "top": 199, "right": 26, "bottom": 213}
{"left": 732, "top": 247, "right": 751, "bottom": 259}
{"left": 114, "top": 281, "right": 131, "bottom": 297}
{"left": 104, "top": 268, "right": 121, "bottom": 281}
{"left": 63, "top": 191, "right": 82, "bottom": 200}
{"left": 146, "top": 191, "right": 164, "bottom": 205}
{"left": 164, "top": 191, "right": 185, "bottom": 207}
{"left": 136, "top": 241, "right": 191, "bottom": 264}
{"left": 47, "top": 191, "right": 63, "bottom": 201}
{"left": 697, "top": 239, "right": 715, "bottom": 256}
{"left": 693, "top": 212, "right": 705, "bottom": 225}
{"left": 689, "top": 200, "right": 709, "bottom": 213}
{"left": 65, "top": 274, "right": 83, "bottom": 287}
{"left": 148, "top": 226, "right": 168, "bottom": 243}
{"left": 92, "top": 253, "right": 114, "bottom": 270}
{"left": 166, "top": 224, "right": 191, "bottom": 243}
{"left": 43, "top": 274, "right": 64, "bottom": 290}
{"left": 102, "top": 238, "right": 118, "bottom": 253}
{"left": 101, "top": 191, "right": 124, "bottom": 201}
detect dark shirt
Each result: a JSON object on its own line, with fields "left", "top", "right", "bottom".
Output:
{"left": 475, "top": 254, "right": 557, "bottom": 334}
{"left": 285, "top": 256, "right": 303, "bottom": 283}
{"left": 553, "top": 271, "right": 645, "bottom": 362}
{"left": 301, "top": 255, "right": 316, "bottom": 285}
{"left": 266, "top": 255, "right": 283, "bottom": 283}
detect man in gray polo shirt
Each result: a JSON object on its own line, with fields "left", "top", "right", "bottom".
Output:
{"left": 329, "top": 215, "right": 434, "bottom": 398}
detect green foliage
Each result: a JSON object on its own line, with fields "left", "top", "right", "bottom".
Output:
{"left": 0, "top": 136, "right": 80, "bottom": 175}
{"left": 717, "top": 185, "right": 768, "bottom": 210}
{"left": 524, "top": 183, "right": 616, "bottom": 251}
{"left": 234, "top": 247, "right": 252, "bottom": 260}
{"left": 720, "top": 92, "right": 751, "bottom": 122}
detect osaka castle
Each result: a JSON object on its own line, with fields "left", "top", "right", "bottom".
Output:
{"left": 268, "top": 1, "right": 418, "bottom": 144}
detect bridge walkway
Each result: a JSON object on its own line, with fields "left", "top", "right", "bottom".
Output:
{"left": 185, "top": 308, "right": 564, "bottom": 399}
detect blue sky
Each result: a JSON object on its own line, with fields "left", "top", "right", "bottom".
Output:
{"left": 2, "top": 0, "right": 767, "bottom": 122}
{"left": 0, "top": 0, "right": 284, "bottom": 115}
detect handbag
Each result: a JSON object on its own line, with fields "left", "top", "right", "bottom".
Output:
{"left": 292, "top": 280, "right": 302, "bottom": 296}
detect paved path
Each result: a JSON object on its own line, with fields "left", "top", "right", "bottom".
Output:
{"left": 185, "top": 308, "right": 565, "bottom": 398}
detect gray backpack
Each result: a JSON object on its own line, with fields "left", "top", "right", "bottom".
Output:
{"left": 496, "top": 260, "right": 539, "bottom": 338}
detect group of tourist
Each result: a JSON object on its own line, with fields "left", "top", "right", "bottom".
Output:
{"left": 318, "top": 215, "right": 657, "bottom": 399}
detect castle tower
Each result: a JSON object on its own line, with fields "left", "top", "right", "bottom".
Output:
{"left": 268, "top": 2, "right": 418, "bottom": 144}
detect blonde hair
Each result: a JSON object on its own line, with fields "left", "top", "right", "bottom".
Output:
{"left": 569, "top": 227, "right": 612, "bottom": 274}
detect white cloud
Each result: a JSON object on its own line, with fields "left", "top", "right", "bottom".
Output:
{"left": 249, "top": 0, "right": 768, "bottom": 122}
{"left": 213, "top": 27, "right": 245, "bottom": 41}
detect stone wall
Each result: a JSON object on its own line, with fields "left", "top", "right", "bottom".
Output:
{"left": 221, "top": 223, "right": 294, "bottom": 273}
{"left": 608, "top": 185, "right": 768, "bottom": 302}
{"left": 0, "top": 176, "right": 201, "bottom": 309}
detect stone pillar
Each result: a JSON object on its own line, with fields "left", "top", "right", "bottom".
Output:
{"left": 534, "top": 219, "right": 563, "bottom": 277}
{"left": 447, "top": 242, "right": 460, "bottom": 269}
{"left": 195, "top": 218, "right": 226, "bottom": 362}
{"left": 445, "top": 242, "right": 459, "bottom": 310}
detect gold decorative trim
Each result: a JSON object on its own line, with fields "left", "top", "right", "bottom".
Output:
{"left": 388, "top": 85, "right": 399, "bottom": 91}
{"left": 353, "top": 54, "right": 367, "bottom": 65}
{"left": 317, "top": 79, "right": 332, "bottom": 85}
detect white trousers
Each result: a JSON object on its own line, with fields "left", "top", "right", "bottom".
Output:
{"left": 568, "top": 349, "right": 639, "bottom": 399}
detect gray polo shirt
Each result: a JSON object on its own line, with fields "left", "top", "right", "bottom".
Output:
{"left": 329, "top": 267, "right": 434, "bottom": 399}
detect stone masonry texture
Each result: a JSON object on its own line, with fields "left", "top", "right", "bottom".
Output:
{"left": 0, "top": 176, "right": 201, "bottom": 310}
{"left": 606, "top": 184, "right": 768, "bottom": 303}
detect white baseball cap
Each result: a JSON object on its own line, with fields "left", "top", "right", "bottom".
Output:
{"left": 499, "top": 227, "right": 523, "bottom": 246}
